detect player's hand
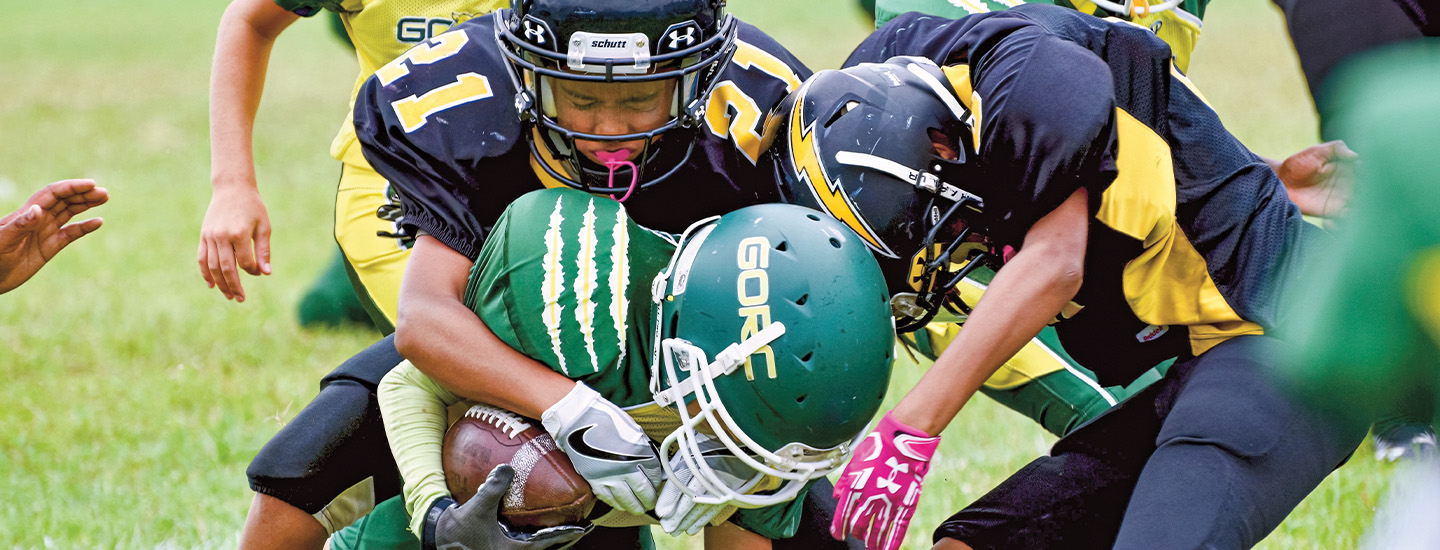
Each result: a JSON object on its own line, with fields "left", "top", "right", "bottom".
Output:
{"left": 656, "top": 433, "right": 757, "bottom": 535}
{"left": 426, "top": 464, "right": 593, "bottom": 550}
{"left": 1278, "top": 140, "right": 1357, "bottom": 218}
{"left": 542, "top": 381, "right": 664, "bottom": 515}
{"left": 0, "top": 179, "right": 108, "bottom": 294}
{"left": 831, "top": 411, "right": 941, "bottom": 550}
{"left": 198, "top": 183, "right": 271, "bottom": 302}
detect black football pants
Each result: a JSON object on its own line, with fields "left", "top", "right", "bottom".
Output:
{"left": 934, "top": 335, "right": 1366, "bottom": 550}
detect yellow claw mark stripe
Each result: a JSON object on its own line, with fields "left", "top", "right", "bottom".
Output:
{"left": 376, "top": 31, "right": 470, "bottom": 86}
{"left": 610, "top": 209, "right": 630, "bottom": 370}
{"left": 947, "top": 0, "right": 992, "bottom": 14}
{"left": 788, "top": 85, "right": 895, "bottom": 258}
{"left": 575, "top": 200, "right": 601, "bottom": 374}
{"left": 542, "top": 197, "right": 568, "bottom": 375}
{"left": 391, "top": 72, "right": 493, "bottom": 132}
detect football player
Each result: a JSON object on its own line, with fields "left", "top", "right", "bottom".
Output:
{"left": 204, "top": 0, "right": 506, "bottom": 326}
{"left": 840, "top": 0, "right": 1361, "bottom": 444}
{"left": 769, "top": 5, "right": 1365, "bottom": 549}
{"left": 1271, "top": 0, "right": 1439, "bottom": 461}
{"left": 207, "top": 1, "right": 519, "bottom": 548}
{"left": 328, "top": 188, "right": 895, "bottom": 549}
{"left": 1279, "top": 42, "right": 1440, "bottom": 546}
{"left": 237, "top": 1, "right": 870, "bottom": 549}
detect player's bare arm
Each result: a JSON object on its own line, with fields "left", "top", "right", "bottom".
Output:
{"left": 394, "top": 236, "right": 574, "bottom": 418}
{"left": 200, "top": 0, "right": 299, "bottom": 302}
{"left": 891, "top": 187, "right": 1089, "bottom": 436}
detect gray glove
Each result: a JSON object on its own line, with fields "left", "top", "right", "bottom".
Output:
{"left": 542, "top": 381, "right": 665, "bottom": 514}
{"left": 656, "top": 433, "right": 758, "bottom": 535}
{"left": 423, "top": 464, "right": 592, "bottom": 550}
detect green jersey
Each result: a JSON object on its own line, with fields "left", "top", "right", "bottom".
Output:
{"left": 1280, "top": 43, "right": 1440, "bottom": 429}
{"left": 464, "top": 187, "right": 676, "bottom": 408}
{"left": 378, "top": 188, "right": 809, "bottom": 542}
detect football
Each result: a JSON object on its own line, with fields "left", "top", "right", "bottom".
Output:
{"left": 443, "top": 404, "right": 596, "bottom": 529}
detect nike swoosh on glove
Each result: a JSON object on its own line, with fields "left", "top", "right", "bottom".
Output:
{"left": 656, "top": 433, "right": 758, "bottom": 535}
{"left": 830, "top": 411, "right": 940, "bottom": 550}
{"left": 425, "top": 464, "right": 592, "bottom": 550}
{"left": 542, "top": 381, "right": 665, "bottom": 515}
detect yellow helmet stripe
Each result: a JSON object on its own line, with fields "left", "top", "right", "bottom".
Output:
{"left": 788, "top": 83, "right": 896, "bottom": 258}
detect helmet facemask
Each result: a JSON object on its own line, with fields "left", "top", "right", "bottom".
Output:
{"left": 645, "top": 205, "right": 894, "bottom": 509}
{"left": 498, "top": 2, "right": 737, "bottom": 193}
{"left": 772, "top": 57, "right": 997, "bottom": 332}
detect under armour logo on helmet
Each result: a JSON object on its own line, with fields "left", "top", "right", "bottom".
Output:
{"left": 667, "top": 27, "right": 696, "bottom": 49}
{"left": 522, "top": 19, "right": 547, "bottom": 45}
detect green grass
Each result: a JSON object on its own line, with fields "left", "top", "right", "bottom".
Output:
{"left": 0, "top": 0, "right": 1394, "bottom": 548}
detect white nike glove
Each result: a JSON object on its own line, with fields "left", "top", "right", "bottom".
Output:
{"left": 656, "top": 434, "right": 759, "bottom": 535}
{"left": 542, "top": 381, "right": 664, "bottom": 515}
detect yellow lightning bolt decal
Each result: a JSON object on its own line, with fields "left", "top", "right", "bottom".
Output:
{"left": 787, "top": 87, "right": 896, "bottom": 258}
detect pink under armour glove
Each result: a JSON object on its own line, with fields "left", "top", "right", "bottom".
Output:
{"left": 830, "top": 411, "right": 941, "bottom": 550}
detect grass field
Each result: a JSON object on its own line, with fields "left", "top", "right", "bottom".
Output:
{"left": 0, "top": 0, "right": 1397, "bottom": 548}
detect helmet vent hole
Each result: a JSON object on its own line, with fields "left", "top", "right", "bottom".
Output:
{"left": 774, "top": 241, "right": 789, "bottom": 252}
{"left": 795, "top": 293, "right": 808, "bottom": 306}
{"left": 829, "top": 237, "right": 841, "bottom": 248}
{"left": 795, "top": 394, "right": 808, "bottom": 404}
{"left": 800, "top": 351, "right": 813, "bottom": 362}
{"left": 823, "top": 101, "right": 859, "bottom": 128}
{"left": 806, "top": 214, "right": 821, "bottom": 221}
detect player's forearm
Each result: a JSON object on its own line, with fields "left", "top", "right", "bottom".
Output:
{"left": 208, "top": 0, "right": 297, "bottom": 189}
{"left": 398, "top": 300, "right": 574, "bottom": 419}
{"left": 892, "top": 253, "right": 1082, "bottom": 435}
{"left": 396, "top": 237, "right": 574, "bottom": 419}
{"left": 892, "top": 189, "right": 1089, "bottom": 436}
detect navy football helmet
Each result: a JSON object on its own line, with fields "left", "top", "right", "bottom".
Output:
{"left": 498, "top": 0, "right": 737, "bottom": 193}
{"left": 769, "top": 56, "right": 997, "bottom": 332}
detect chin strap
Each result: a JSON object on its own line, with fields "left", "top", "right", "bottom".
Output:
{"left": 653, "top": 322, "right": 787, "bottom": 407}
{"left": 597, "top": 149, "right": 640, "bottom": 202}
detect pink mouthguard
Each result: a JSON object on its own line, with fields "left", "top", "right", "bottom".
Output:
{"left": 595, "top": 149, "right": 639, "bottom": 202}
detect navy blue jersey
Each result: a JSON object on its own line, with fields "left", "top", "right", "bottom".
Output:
{"left": 849, "top": 5, "right": 1322, "bottom": 383}
{"left": 353, "top": 13, "right": 810, "bottom": 260}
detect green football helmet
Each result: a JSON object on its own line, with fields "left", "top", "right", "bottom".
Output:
{"left": 648, "top": 203, "right": 895, "bottom": 508}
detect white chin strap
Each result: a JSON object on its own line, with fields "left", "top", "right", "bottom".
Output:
{"left": 834, "top": 151, "right": 983, "bottom": 208}
{"left": 652, "top": 322, "right": 785, "bottom": 408}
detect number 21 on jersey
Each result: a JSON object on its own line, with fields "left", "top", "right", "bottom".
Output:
{"left": 376, "top": 31, "right": 495, "bottom": 132}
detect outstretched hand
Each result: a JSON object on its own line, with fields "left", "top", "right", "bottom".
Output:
{"left": 0, "top": 179, "right": 108, "bottom": 294}
{"left": 1277, "top": 140, "right": 1357, "bottom": 218}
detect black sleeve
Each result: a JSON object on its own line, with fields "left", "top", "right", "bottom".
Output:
{"left": 852, "top": 8, "right": 1119, "bottom": 247}
{"left": 354, "top": 74, "right": 492, "bottom": 260}
{"left": 964, "top": 21, "right": 1118, "bottom": 247}
{"left": 350, "top": 18, "right": 533, "bottom": 261}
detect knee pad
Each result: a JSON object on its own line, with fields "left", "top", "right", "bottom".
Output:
{"left": 247, "top": 378, "right": 401, "bottom": 514}
{"left": 324, "top": 334, "right": 403, "bottom": 388}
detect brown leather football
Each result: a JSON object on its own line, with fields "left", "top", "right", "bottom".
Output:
{"left": 442, "top": 404, "right": 596, "bottom": 529}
